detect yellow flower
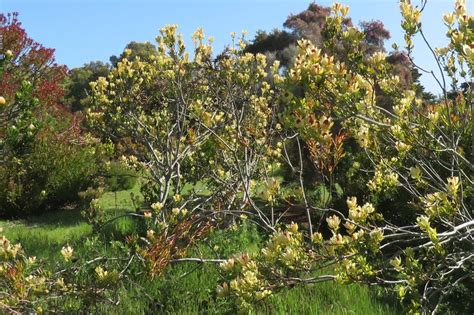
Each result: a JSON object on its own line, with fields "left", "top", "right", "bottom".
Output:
{"left": 192, "top": 27, "right": 205, "bottom": 41}
{"left": 362, "top": 202, "right": 375, "bottom": 214}
{"left": 347, "top": 196, "right": 358, "bottom": 210}
{"left": 95, "top": 266, "right": 108, "bottom": 279}
{"left": 61, "top": 245, "right": 74, "bottom": 262}
{"left": 332, "top": 2, "right": 342, "bottom": 13}
{"left": 434, "top": 47, "right": 449, "bottom": 56}
{"left": 443, "top": 13, "right": 455, "bottom": 25}
{"left": 343, "top": 222, "right": 356, "bottom": 234}
{"left": 462, "top": 45, "right": 474, "bottom": 63}
{"left": 326, "top": 215, "right": 341, "bottom": 231}
{"left": 288, "top": 222, "right": 298, "bottom": 234}
{"left": 355, "top": 124, "right": 370, "bottom": 147}
{"left": 410, "top": 166, "right": 422, "bottom": 180}
{"left": 400, "top": 1, "right": 412, "bottom": 18}
{"left": 390, "top": 256, "right": 402, "bottom": 271}
{"left": 446, "top": 176, "right": 460, "bottom": 195}
{"left": 151, "top": 202, "right": 164, "bottom": 212}
{"left": 281, "top": 248, "right": 298, "bottom": 265}
{"left": 171, "top": 207, "right": 180, "bottom": 216}
{"left": 371, "top": 51, "right": 386, "bottom": 64}
{"left": 255, "top": 289, "right": 272, "bottom": 300}
{"left": 220, "top": 258, "right": 235, "bottom": 272}
{"left": 340, "top": 5, "right": 349, "bottom": 17}
{"left": 451, "top": 31, "right": 464, "bottom": 45}
{"left": 56, "top": 278, "right": 65, "bottom": 288}
{"left": 416, "top": 215, "right": 430, "bottom": 230}
{"left": 312, "top": 232, "right": 323, "bottom": 243}
{"left": 0, "top": 96, "right": 6, "bottom": 105}
{"left": 146, "top": 229, "right": 155, "bottom": 239}
{"left": 454, "top": 0, "right": 466, "bottom": 16}
{"left": 395, "top": 141, "right": 411, "bottom": 152}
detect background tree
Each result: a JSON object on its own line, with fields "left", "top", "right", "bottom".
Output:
{"left": 63, "top": 61, "right": 110, "bottom": 111}
{"left": 0, "top": 13, "right": 67, "bottom": 109}
{"left": 0, "top": 12, "right": 107, "bottom": 217}
{"left": 109, "top": 41, "right": 158, "bottom": 67}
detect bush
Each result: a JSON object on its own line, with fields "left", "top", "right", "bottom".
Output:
{"left": 104, "top": 162, "right": 137, "bottom": 192}
{"left": 0, "top": 126, "right": 107, "bottom": 218}
{"left": 0, "top": 13, "right": 108, "bottom": 218}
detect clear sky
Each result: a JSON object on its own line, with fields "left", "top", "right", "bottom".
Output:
{"left": 1, "top": 0, "right": 466, "bottom": 94}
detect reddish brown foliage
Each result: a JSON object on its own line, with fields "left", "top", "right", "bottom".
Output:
{"left": 0, "top": 12, "right": 67, "bottom": 108}
{"left": 141, "top": 217, "right": 213, "bottom": 277}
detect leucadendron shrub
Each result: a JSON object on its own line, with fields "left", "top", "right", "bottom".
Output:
{"left": 218, "top": 1, "right": 473, "bottom": 313}
{"left": 3, "top": 1, "right": 470, "bottom": 313}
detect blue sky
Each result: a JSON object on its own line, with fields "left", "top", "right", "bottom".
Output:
{"left": 1, "top": 0, "right": 464, "bottom": 94}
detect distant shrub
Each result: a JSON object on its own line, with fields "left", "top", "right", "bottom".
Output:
{"left": 104, "top": 162, "right": 137, "bottom": 192}
{"left": 0, "top": 123, "right": 107, "bottom": 217}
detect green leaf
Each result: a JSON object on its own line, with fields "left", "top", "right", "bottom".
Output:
{"left": 334, "top": 183, "right": 344, "bottom": 198}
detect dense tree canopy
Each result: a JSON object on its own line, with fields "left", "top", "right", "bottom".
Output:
{"left": 109, "top": 41, "right": 158, "bottom": 66}
{"left": 64, "top": 61, "right": 110, "bottom": 111}
{"left": 0, "top": 12, "right": 67, "bottom": 108}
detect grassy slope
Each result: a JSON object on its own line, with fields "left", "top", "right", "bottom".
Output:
{"left": 0, "top": 185, "right": 402, "bottom": 314}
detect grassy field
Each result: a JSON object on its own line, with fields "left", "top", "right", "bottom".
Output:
{"left": 0, "top": 184, "right": 402, "bottom": 314}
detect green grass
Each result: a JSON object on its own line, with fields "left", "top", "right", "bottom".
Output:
{"left": 0, "top": 210, "right": 91, "bottom": 260}
{"left": 0, "top": 184, "right": 403, "bottom": 314}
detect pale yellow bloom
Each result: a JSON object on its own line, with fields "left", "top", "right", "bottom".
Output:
{"left": 173, "top": 194, "right": 182, "bottom": 202}
{"left": 312, "top": 232, "right": 323, "bottom": 243}
{"left": 410, "top": 166, "right": 422, "bottom": 180}
{"left": 447, "top": 176, "right": 460, "bottom": 195}
{"left": 95, "top": 266, "right": 108, "bottom": 279}
{"left": 443, "top": 13, "right": 455, "bottom": 25}
{"left": 220, "top": 258, "right": 235, "bottom": 271}
{"left": 61, "top": 245, "right": 74, "bottom": 262}
{"left": 151, "top": 202, "right": 164, "bottom": 212}
{"left": 326, "top": 215, "right": 341, "bottom": 231}
{"left": 346, "top": 196, "right": 358, "bottom": 210}
{"left": 146, "top": 229, "right": 155, "bottom": 239}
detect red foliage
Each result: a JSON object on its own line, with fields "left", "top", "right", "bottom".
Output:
{"left": 0, "top": 12, "right": 67, "bottom": 108}
{"left": 0, "top": 12, "right": 88, "bottom": 144}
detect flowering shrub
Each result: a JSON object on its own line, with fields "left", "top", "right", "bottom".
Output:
{"left": 0, "top": 226, "right": 143, "bottom": 313}
{"left": 2, "top": 1, "right": 472, "bottom": 313}
{"left": 218, "top": 2, "right": 473, "bottom": 314}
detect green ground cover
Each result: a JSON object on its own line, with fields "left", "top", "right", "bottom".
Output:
{"left": 0, "top": 184, "right": 401, "bottom": 314}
